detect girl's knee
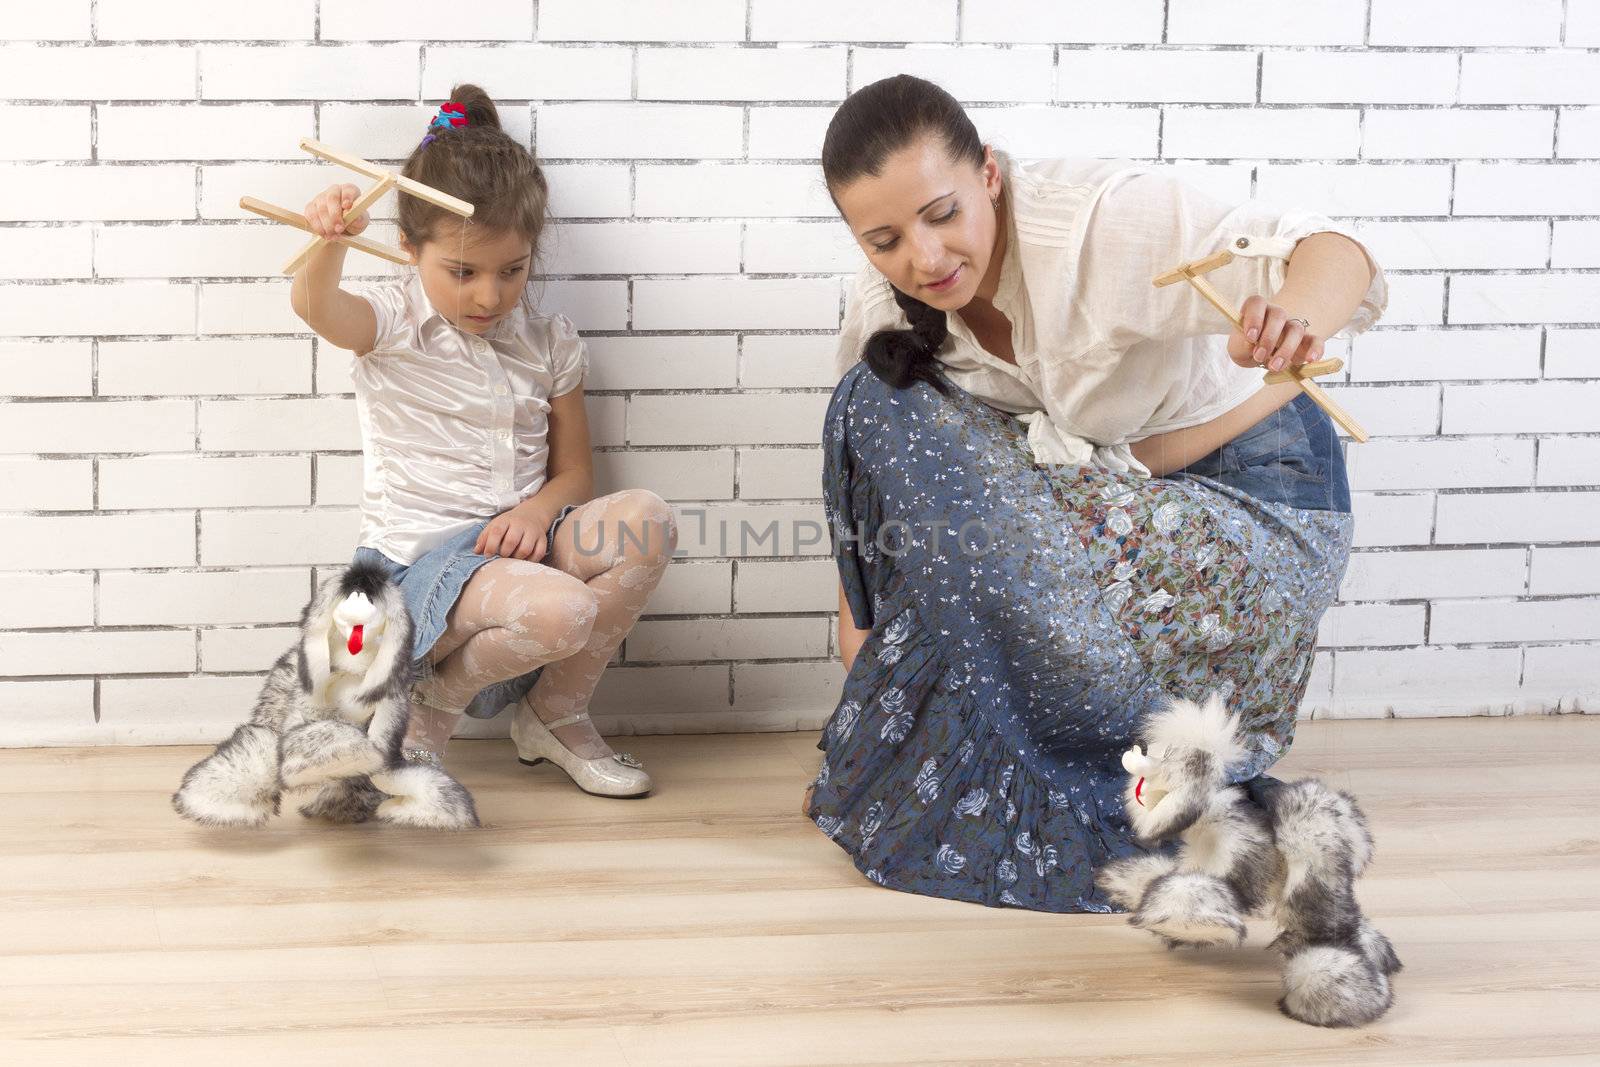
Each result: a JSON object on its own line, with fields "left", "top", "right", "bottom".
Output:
{"left": 613, "top": 487, "right": 677, "bottom": 559}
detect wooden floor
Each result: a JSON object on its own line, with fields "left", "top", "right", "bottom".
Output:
{"left": 1, "top": 716, "right": 1597, "bottom": 1065}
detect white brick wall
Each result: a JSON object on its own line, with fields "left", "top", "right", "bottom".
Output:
{"left": 3, "top": 0, "right": 1597, "bottom": 746}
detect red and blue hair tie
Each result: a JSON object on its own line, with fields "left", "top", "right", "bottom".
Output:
{"left": 420, "top": 101, "right": 470, "bottom": 146}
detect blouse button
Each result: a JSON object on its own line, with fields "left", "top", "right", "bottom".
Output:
{"left": 1235, "top": 237, "right": 1250, "bottom": 249}
{"left": 495, "top": 385, "right": 508, "bottom": 397}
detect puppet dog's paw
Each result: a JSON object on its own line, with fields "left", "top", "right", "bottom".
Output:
{"left": 279, "top": 720, "right": 386, "bottom": 789}
{"left": 172, "top": 723, "right": 282, "bottom": 828}
{"left": 371, "top": 764, "right": 480, "bottom": 830}
{"left": 297, "top": 775, "right": 386, "bottom": 823}
{"left": 1279, "top": 942, "right": 1395, "bottom": 1027}
{"left": 1131, "top": 870, "right": 1246, "bottom": 948}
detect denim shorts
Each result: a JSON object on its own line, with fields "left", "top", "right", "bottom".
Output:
{"left": 350, "top": 502, "right": 581, "bottom": 719}
{"left": 1168, "top": 391, "right": 1352, "bottom": 514}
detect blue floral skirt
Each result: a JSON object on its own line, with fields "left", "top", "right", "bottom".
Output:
{"left": 350, "top": 503, "right": 580, "bottom": 720}
{"left": 808, "top": 363, "right": 1353, "bottom": 913}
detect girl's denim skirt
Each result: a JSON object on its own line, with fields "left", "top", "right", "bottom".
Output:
{"left": 350, "top": 502, "right": 581, "bottom": 720}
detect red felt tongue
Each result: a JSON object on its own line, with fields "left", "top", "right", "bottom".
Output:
{"left": 347, "top": 624, "right": 364, "bottom": 655}
{"left": 1135, "top": 777, "right": 1145, "bottom": 807}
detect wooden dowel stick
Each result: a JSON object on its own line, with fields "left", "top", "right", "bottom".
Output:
{"left": 239, "top": 197, "right": 411, "bottom": 266}
{"left": 1296, "top": 375, "right": 1370, "bottom": 443}
{"left": 298, "top": 138, "right": 475, "bottom": 219}
{"left": 1182, "top": 271, "right": 1246, "bottom": 332}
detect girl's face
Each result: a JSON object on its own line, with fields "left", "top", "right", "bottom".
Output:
{"left": 405, "top": 223, "right": 534, "bottom": 334}
{"left": 832, "top": 135, "right": 1004, "bottom": 312}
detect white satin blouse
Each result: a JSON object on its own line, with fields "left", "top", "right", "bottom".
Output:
{"left": 352, "top": 272, "right": 589, "bottom": 566}
{"left": 834, "top": 151, "right": 1388, "bottom": 474}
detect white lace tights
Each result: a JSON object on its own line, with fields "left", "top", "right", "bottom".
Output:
{"left": 404, "top": 489, "right": 677, "bottom": 760}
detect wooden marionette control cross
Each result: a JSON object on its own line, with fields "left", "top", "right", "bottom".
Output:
{"left": 239, "top": 138, "right": 476, "bottom": 278}
{"left": 1153, "top": 249, "right": 1370, "bottom": 443}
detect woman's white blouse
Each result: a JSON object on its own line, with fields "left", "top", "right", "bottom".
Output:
{"left": 351, "top": 272, "right": 588, "bottom": 566}
{"left": 834, "top": 152, "right": 1388, "bottom": 474}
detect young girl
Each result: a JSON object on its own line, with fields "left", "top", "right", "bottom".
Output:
{"left": 290, "top": 84, "right": 677, "bottom": 798}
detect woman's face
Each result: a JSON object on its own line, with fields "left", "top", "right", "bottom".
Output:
{"left": 832, "top": 135, "right": 1004, "bottom": 312}
{"left": 404, "top": 223, "right": 533, "bottom": 335}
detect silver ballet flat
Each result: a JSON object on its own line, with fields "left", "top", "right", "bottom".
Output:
{"left": 510, "top": 707, "right": 652, "bottom": 799}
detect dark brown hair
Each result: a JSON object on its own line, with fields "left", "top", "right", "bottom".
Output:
{"left": 398, "top": 83, "right": 550, "bottom": 255}
{"left": 821, "top": 75, "right": 985, "bottom": 397}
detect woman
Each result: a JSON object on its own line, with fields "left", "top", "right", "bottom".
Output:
{"left": 804, "top": 76, "right": 1384, "bottom": 913}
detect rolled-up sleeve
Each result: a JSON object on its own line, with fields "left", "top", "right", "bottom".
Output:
{"left": 1077, "top": 168, "right": 1388, "bottom": 347}
{"left": 547, "top": 313, "right": 589, "bottom": 397}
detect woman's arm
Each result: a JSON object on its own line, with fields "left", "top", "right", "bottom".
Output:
{"left": 1130, "top": 231, "right": 1378, "bottom": 477}
{"left": 838, "top": 579, "right": 870, "bottom": 673}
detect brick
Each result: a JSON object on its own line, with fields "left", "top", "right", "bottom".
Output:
{"left": 1380, "top": 275, "right": 1446, "bottom": 327}
{"left": 0, "top": 400, "right": 194, "bottom": 454}
{"left": 97, "top": 0, "right": 315, "bottom": 40}
{"left": 101, "top": 568, "right": 312, "bottom": 626}
{"left": 1340, "top": 548, "right": 1527, "bottom": 601}
{"left": 668, "top": 503, "right": 830, "bottom": 558}
{"left": 320, "top": 0, "right": 531, "bottom": 40}
{"left": 1572, "top": 1, "right": 1600, "bottom": 46}
{"left": 423, "top": 45, "right": 633, "bottom": 100}
{"left": 629, "top": 393, "right": 831, "bottom": 447}
{"left": 750, "top": 0, "right": 958, "bottom": 42}
{"left": 747, "top": 107, "right": 834, "bottom": 159}
{"left": 741, "top": 335, "right": 843, "bottom": 389}
{"left": 1256, "top": 163, "right": 1453, "bottom": 216}
{"left": 1530, "top": 547, "right": 1600, "bottom": 595}
{"left": 982, "top": 105, "right": 1159, "bottom": 159}
{"left": 853, "top": 46, "right": 1053, "bottom": 102}
{"left": 0, "top": 45, "right": 195, "bottom": 100}
{"left": 0, "top": 281, "right": 193, "bottom": 337}
{"left": 200, "top": 45, "right": 418, "bottom": 101}
{"left": 1, "top": 342, "right": 93, "bottom": 398}
{"left": 0, "top": 630, "right": 194, "bottom": 677}
{"left": 586, "top": 337, "right": 738, "bottom": 392}
{"left": 1164, "top": 107, "right": 1360, "bottom": 160}
{"left": 201, "top": 626, "right": 302, "bottom": 672}
{"left": 0, "top": 458, "right": 93, "bottom": 510}
{"left": 962, "top": 1, "right": 1163, "bottom": 44}
{"left": 95, "top": 224, "right": 304, "bottom": 279}
{"left": 733, "top": 661, "right": 846, "bottom": 722}
{"left": 0, "top": 165, "right": 196, "bottom": 223}
{"left": 1443, "top": 382, "right": 1600, "bottom": 434}
{"left": 1262, "top": 51, "right": 1459, "bottom": 105}
{"left": 319, "top": 103, "right": 531, "bottom": 161}
{"left": 1370, "top": 0, "right": 1563, "bottom": 46}
{"left": 1560, "top": 108, "right": 1600, "bottom": 159}
{"left": 0, "top": 513, "right": 195, "bottom": 570}
{"left": 738, "top": 447, "right": 824, "bottom": 500}
{"left": 100, "top": 456, "right": 311, "bottom": 510}
{"left": 594, "top": 448, "right": 736, "bottom": 500}
{"left": 1168, "top": 0, "right": 1364, "bottom": 45}
{"left": 1434, "top": 491, "right": 1600, "bottom": 544}
{"left": 538, "top": 104, "right": 744, "bottom": 160}
{"left": 1317, "top": 603, "right": 1426, "bottom": 647}
{"left": 538, "top": 0, "right": 747, "bottom": 42}
{"left": 545, "top": 223, "right": 742, "bottom": 276}
{"left": 98, "top": 105, "right": 313, "bottom": 162}
{"left": 1543, "top": 329, "right": 1600, "bottom": 379}
{"left": 1322, "top": 384, "right": 1438, "bottom": 436}
{"left": 0, "top": 573, "right": 94, "bottom": 629}
{"left": 199, "top": 398, "right": 359, "bottom": 452}
{"left": 1462, "top": 52, "right": 1600, "bottom": 105}
{"left": 540, "top": 280, "right": 629, "bottom": 332}
{"left": 634, "top": 164, "right": 836, "bottom": 218}
{"left": 198, "top": 281, "right": 305, "bottom": 335}
{"left": 99, "top": 676, "right": 267, "bottom": 744}
{"left": 1454, "top": 163, "right": 1600, "bottom": 216}
{"left": 1058, "top": 49, "right": 1258, "bottom": 104}
{"left": 736, "top": 558, "right": 837, "bottom": 612}
{"left": 1450, "top": 275, "right": 1600, "bottom": 326}
{"left": 98, "top": 339, "right": 313, "bottom": 397}
{"left": 639, "top": 47, "right": 847, "bottom": 102}
{"left": 1346, "top": 438, "right": 1533, "bottom": 492}
{"left": 1364, "top": 109, "right": 1555, "bottom": 160}
{"left": 545, "top": 165, "right": 632, "bottom": 218}
{"left": 0, "top": 226, "right": 92, "bottom": 280}
{"left": 200, "top": 508, "right": 360, "bottom": 566}
{"left": 627, "top": 617, "right": 829, "bottom": 661}
{"left": 743, "top": 221, "right": 865, "bottom": 274}
{"left": 1350, "top": 491, "right": 1435, "bottom": 547}
{"left": 1537, "top": 438, "right": 1600, "bottom": 487}
{"left": 7, "top": 1, "right": 90, "bottom": 39}
{"left": 633, "top": 278, "right": 840, "bottom": 331}
{"left": 1357, "top": 221, "right": 1548, "bottom": 272}
{"left": 1432, "top": 598, "right": 1600, "bottom": 644}
{"left": 1521, "top": 644, "right": 1600, "bottom": 712}
{"left": 1330, "top": 647, "right": 1523, "bottom": 716}
{"left": 1553, "top": 221, "right": 1600, "bottom": 267}
{"left": 1349, "top": 329, "right": 1541, "bottom": 382}
{"left": 639, "top": 560, "right": 734, "bottom": 616}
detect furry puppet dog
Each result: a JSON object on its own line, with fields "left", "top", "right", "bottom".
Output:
{"left": 172, "top": 559, "right": 478, "bottom": 831}
{"left": 1095, "top": 694, "right": 1401, "bottom": 1027}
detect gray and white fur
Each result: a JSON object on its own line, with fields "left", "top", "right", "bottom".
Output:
{"left": 171, "top": 560, "right": 478, "bottom": 831}
{"left": 1095, "top": 694, "right": 1401, "bottom": 1027}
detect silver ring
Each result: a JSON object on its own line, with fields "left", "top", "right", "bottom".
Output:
{"left": 1288, "top": 316, "right": 1311, "bottom": 331}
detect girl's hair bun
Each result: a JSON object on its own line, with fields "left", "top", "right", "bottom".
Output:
{"left": 448, "top": 83, "right": 501, "bottom": 131}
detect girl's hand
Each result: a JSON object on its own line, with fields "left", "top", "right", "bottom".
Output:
{"left": 303, "top": 183, "right": 369, "bottom": 241}
{"left": 1226, "top": 295, "right": 1324, "bottom": 373}
{"left": 475, "top": 505, "right": 549, "bottom": 562}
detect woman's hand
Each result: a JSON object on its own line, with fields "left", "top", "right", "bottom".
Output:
{"left": 474, "top": 503, "right": 551, "bottom": 562}
{"left": 303, "top": 183, "right": 369, "bottom": 240}
{"left": 1226, "top": 295, "right": 1324, "bottom": 373}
